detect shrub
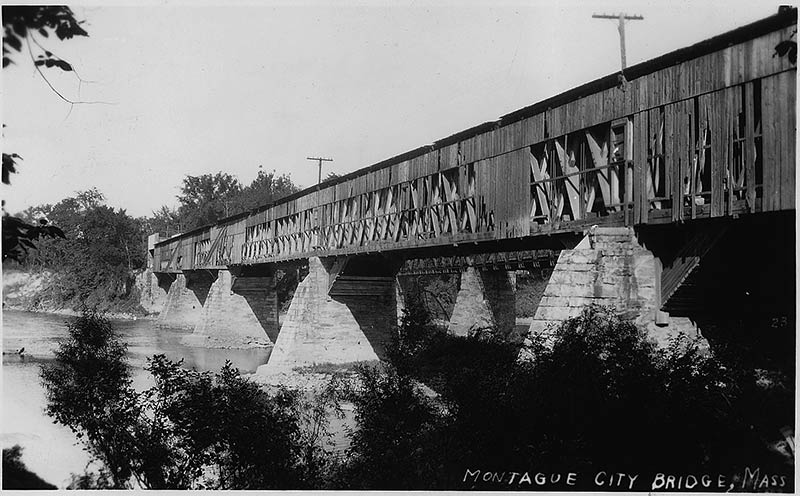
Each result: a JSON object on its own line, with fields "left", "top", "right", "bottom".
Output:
{"left": 41, "top": 311, "right": 331, "bottom": 489}
{"left": 334, "top": 364, "right": 447, "bottom": 489}
{"left": 342, "top": 304, "right": 792, "bottom": 490}
{"left": 2, "top": 445, "right": 57, "bottom": 489}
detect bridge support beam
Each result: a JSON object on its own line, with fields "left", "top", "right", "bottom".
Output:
{"left": 256, "top": 256, "right": 396, "bottom": 374}
{"left": 521, "top": 226, "right": 701, "bottom": 354}
{"left": 183, "top": 269, "right": 277, "bottom": 348}
{"left": 157, "top": 271, "right": 214, "bottom": 330}
{"left": 448, "top": 267, "right": 516, "bottom": 338}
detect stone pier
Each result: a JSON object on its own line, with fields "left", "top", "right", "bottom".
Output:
{"left": 448, "top": 267, "right": 516, "bottom": 338}
{"left": 183, "top": 269, "right": 277, "bottom": 348}
{"left": 157, "top": 271, "right": 214, "bottom": 330}
{"left": 257, "top": 256, "right": 397, "bottom": 374}
{"left": 522, "top": 226, "right": 701, "bottom": 351}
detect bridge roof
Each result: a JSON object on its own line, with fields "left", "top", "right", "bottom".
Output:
{"left": 160, "top": 7, "right": 797, "bottom": 246}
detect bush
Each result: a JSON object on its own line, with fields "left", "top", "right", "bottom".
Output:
{"left": 333, "top": 364, "right": 447, "bottom": 489}
{"left": 41, "top": 311, "right": 331, "bottom": 489}
{"left": 2, "top": 445, "right": 57, "bottom": 489}
{"left": 341, "top": 304, "right": 793, "bottom": 490}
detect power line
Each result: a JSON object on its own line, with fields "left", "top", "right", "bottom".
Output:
{"left": 307, "top": 156, "right": 333, "bottom": 184}
{"left": 592, "top": 12, "right": 644, "bottom": 72}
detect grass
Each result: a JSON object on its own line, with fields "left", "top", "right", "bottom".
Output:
{"left": 292, "top": 360, "right": 383, "bottom": 375}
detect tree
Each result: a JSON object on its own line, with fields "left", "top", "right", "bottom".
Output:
{"left": 41, "top": 312, "right": 334, "bottom": 489}
{"left": 17, "top": 189, "right": 147, "bottom": 312}
{"left": 145, "top": 205, "right": 181, "bottom": 237}
{"left": 237, "top": 168, "right": 299, "bottom": 213}
{"left": 40, "top": 313, "right": 139, "bottom": 488}
{"left": 2, "top": 5, "right": 88, "bottom": 262}
{"left": 177, "top": 172, "right": 242, "bottom": 230}
{"left": 174, "top": 170, "right": 300, "bottom": 232}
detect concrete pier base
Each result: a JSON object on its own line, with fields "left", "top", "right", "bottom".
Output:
{"left": 183, "top": 269, "right": 277, "bottom": 348}
{"left": 448, "top": 267, "right": 516, "bottom": 338}
{"left": 256, "top": 256, "right": 396, "bottom": 375}
{"left": 157, "top": 271, "right": 213, "bottom": 330}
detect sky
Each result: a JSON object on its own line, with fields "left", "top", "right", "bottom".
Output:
{"left": 2, "top": 0, "right": 786, "bottom": 218}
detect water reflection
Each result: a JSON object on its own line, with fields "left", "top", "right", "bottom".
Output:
{"left": 1, "top": 309, "right": 272, "bottom": 488}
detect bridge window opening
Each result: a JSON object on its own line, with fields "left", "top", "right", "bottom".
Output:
{"left": 555, "top": 133, "right": 584, "bottom": 222}
{"left": 585, "top": 124, "right": 616, "bottom": 216}
{"left": 647, "top": 107, "right": 668, "bottom": 210}
{"left": 753, "top": 78, "right": 763, "bottom": 197}
{"left": 610, "top": 118, "right": 632, "bottom": 210}
{"left": 460, "top": 163, "right": 477, "bottom": 232}
{"left": 698, "top": 116, "right": 713, "bottom": 206}
{"left": 529, "top": 143, "right": 550, "bottom": 225}
{"left": 730, "top": 86, "right": 747, "bottom": 201}
{"left": 687, "top": 99, "right": 712, "bottom": 209}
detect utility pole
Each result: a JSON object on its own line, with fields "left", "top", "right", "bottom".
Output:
{"left": 592, "top": 12, "right": 644, "bottom": 71}
{"left": 307, "top": 156, "right": 333, "bottom": 184}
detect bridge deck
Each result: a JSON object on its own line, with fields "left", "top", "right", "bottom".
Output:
{"left": 151, "top": 9, "right": 796, "bottom": 273}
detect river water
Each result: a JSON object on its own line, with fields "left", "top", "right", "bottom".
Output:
{"left": 1, "top": 310, "right": 273, "bottom": 488}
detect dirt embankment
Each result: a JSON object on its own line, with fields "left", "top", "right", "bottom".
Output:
{"left": 3, "top": 268, "right": 163, "bottom": 320}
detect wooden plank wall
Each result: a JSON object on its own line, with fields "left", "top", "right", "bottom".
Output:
{"left": 761, "top": 69, "right": 796, "bottom": 212}
{"left": 154, "top": 23, "right": 796, "bottom": 269}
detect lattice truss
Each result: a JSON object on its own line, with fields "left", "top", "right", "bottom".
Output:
{"left": 239, "top": 163, "right": 491, "bottom": 262}
{"left": 529, "top": 119, "right": 636, "bottom": 224}
{"left": 163, "top": 83, "right": 765, "bottom": 271}
{"left": 528, "top": 91, "right": 760, "bottom": 225}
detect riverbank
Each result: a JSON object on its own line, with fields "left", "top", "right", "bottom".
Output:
{"left": 3, "top": 268, "right": 159, "bottom": 321}
{"left": 2, "top": 303, "right": 154, "bottom": 322}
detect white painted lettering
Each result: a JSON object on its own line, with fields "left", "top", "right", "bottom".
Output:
{"left": 742, "top": 467, "right": 759, "bottom": 489}
{"left": 595, "top": 471, "right": 607, "bottom": 486}
{"left": 651, "top": 473, "right": 665, "bottom": 490}
{"left": 463, "top": 469, "right": 480, "bottom": 483}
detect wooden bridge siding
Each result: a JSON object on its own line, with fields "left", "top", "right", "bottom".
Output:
{"left": 153, "top": 24, "right": 796, "bottom": 273}
{"left": 762, "top": 69, "right": 796, "bottom": 212}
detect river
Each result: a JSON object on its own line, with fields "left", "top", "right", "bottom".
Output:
{"left": 1, "top": 310, "right": 273, "bottom": 488}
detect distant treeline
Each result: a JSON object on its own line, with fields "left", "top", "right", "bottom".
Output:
{"left": 8, "top": 170, "right": 303, "bottom": 312}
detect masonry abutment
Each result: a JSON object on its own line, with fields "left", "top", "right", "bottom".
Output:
{"left": 182, "top": 268, "right": 277, "bottom": 348}
{"left": 256, "top": 256, "right": 397, "bottom": 374}
{"left": 448, "top": 267, "right": 516, "bottom": 338}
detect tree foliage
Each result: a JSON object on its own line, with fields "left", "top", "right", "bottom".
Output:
{"left": 15, "top": 189, "right": 147, "bottom": 313}
{"left": 176, "top": 169, "right": 299, "bottom": 231}
{"left": 2, "top": 5, "right": 89, "bottom": 262}
{"left": 2, "top": 445, "right": 57, "bottom": 489}
{"left": 41, "top": 312, "right": 333, "bottom": 490}
{"left": 339, "top": 304, "right": 794, "bottom": 490}
{"left": 2, "top": 5, "right": 88, "bottom": 68}
{"left": 176, "top": 172, "right": 242, "bottom": 230}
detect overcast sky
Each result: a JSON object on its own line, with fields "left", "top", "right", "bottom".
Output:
{"left": 2, "top": 0, "right": 782, "bottom": 218}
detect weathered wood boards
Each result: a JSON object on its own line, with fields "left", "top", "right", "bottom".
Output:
{"left": 153, "top": 13, "right": 796, "bottom": 272}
